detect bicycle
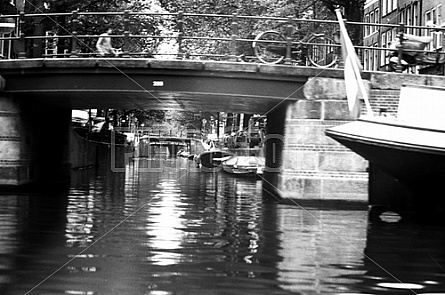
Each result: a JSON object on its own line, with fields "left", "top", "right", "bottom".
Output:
{"left": 252, "top": 22, "right": 339, "bottom": 68}
{"left": 388, "top": 21, "right": 445, "bottom": 72}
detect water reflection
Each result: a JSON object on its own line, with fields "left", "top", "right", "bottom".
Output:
{"left": 276, "top": 207, "right": 368, "bottom": 294}
{"left": 0, "top": 158, "right": 444, "bottom": 294}
{"left": 0, "top": 196, "right": 20, "bottom": 292}
{"left": 65, "top": 191, "right": 95, "bottom": 246}
{"left": 146, "top": 180, "right": 186, "bottom": 266}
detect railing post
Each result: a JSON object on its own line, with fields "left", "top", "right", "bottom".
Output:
{"left": 229, "top": 13, "right": 239, "bottom": 61}
{"left": 17, "top": 12, "right": 26, "bottom": 59}
{"left": 70, "top": 10, "right": 79, "bottom": 57}
{"left": 284, "top": 17, "right": 293, "bottom": 65}
{"left": 396, "top": 22, "right": 405, "bottom": 73}
{"left": 122, "top": 10, "right": 130, "bottom": 57}
{"left": 176, "top": 11, "right": 184, "bottom": 60}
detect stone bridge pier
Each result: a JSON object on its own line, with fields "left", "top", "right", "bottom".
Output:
{"left": 263, "top": 76, "right": 369, "bottom": 204}
{"left": 0, "top": 91, "right": 71, "bottom": 187}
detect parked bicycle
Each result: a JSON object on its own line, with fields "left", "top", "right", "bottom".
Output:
{"left": 252, "top": 21, "right": 340, "bottom": 67}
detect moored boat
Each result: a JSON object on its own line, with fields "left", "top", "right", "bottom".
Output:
{"left": 195, "top": 150, "right": 233, "bottom": 169}
{"left": 222, "top": 155, "right": 265, "bottom": 176}
{"left": 325, "top": 84, "right": 445, "bottom": 198}
{"left": 177, "top": 149, "right": 195, "bottom": 160}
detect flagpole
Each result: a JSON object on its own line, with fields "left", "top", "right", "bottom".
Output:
{"left": 335, "top": 9, "right": 373, "bottom": 117}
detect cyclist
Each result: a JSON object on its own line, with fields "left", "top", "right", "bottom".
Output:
{"left": 96, "top": 28, "right": 119, "bottom": 57}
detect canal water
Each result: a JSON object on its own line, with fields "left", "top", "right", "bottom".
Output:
{"left": 1, "top": 158, "right": 444, "bottom": 295}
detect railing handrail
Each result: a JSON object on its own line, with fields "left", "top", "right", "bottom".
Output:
{"left": 2, "top": 11, "right": 442, "bottom": 29}
{"left": 0, "top": 10, "right": 443, "bottom": 69}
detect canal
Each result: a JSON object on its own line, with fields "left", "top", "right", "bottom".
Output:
{"left": 1, "top": 157, "right": 444, "bottom": 294}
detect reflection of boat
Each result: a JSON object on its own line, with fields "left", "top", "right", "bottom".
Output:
{"left": 177, "top": 149, "right": 195, "bottom": 160}
{"left": 325, "top": 84, "right": 445, "bottom": 197}
{"left": 222, "top": 156, "right": 265, "bottom": 175}
{"left": 196, "top": 150, "right": 233, "bottom": 168}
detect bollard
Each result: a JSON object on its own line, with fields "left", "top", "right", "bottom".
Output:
{"left": 284, "top": 17, "right": 293, "bottom": 65}
{"left": 176, "top": 11, "right": 184, "bottom": 60}
{"left": 17, "top": 12, "right": 26, "bottom": 59}
{"left": 122, "top": 10, "right": 130, "bottom": 57}
{"left": 229, "top": 13, "right": 239, "bottom": 61}
{"left": 70, "top": 10, "right": 79, "bottom": 57}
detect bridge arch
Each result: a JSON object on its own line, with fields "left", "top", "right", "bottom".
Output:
{"left": 0, "top": 58, "right": 347, "bottom": 113}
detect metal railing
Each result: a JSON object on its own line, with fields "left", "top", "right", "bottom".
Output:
{"left": 0, "top": 11, "right": 443, "bottom": 71}
{"left": 0, "top": 11, "right": 342, "bottom": 62}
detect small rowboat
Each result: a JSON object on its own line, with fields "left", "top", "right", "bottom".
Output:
{"left": 222, "top": 156, "right": 265, "bottom": 175}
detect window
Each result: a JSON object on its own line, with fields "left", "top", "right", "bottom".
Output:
{"left": 364, "top": 7, "right": 380, "bottom": 37}
{"left": 413, "top": 2, "right": 418, "bottom": 35}
{"left": 369, "top": 47, "right": 374, "bottom": 71}
{"left": 425, "top": 5, "right": 443, "bottom": 50}
{"left": 382, "top": 0, "right": 387, "bottom": 16}
{"left": 406, "top": 6, "right": 412, "bottom": 34}
{"left": 375, "top": 8, "right": 380, "bottom": 26}
{"left": 425, "top": 10, "right": 432, "bottom": 40}
{"left": 365, "top": 13, "right": 370, "bottom": 36}
{"left": 433, "top": 5, "right": 442, "bottom": 49}
{"left": 400, "top": 8, "right": 405, "bottom": 26}
{"left": 373, "top": 43, "right": 379, "bottom": 70}
{"left": 381, "top": 32, "right": 387, "bottom": 66}
{"left": 364, "top": 49, "right": 369, "bottom": 71}
{"left": 392, "top": 0, "right": 397, "bottom": 11}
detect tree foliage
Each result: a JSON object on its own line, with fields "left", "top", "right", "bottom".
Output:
{"left": 18, "top": 0, "right": 168, "bottom": 56}
{"left": 154, "top": 0, "right": 341, "bottom": 59}
{"left": 11, "top": 0, "right": 365, "bottom": 57}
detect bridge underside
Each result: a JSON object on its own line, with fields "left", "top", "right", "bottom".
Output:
{"left": 0, "top": 58, "right": 335, "bottom": 113}
{"left": 10, "top": 90, "right": 291, "bottom": 114}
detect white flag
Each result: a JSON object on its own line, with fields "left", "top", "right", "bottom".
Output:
{"left": 335, "top": 9, "right": 373, "bottom": 116}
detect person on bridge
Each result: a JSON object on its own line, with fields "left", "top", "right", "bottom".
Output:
{"left": 96, "top": 28, "right": 119, "bottom": 57}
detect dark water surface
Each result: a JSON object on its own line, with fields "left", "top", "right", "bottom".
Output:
{"left": 1, "top": 158, "right": 444, "bottom": 295}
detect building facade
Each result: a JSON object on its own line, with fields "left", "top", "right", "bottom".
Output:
{"left": 363, "top": 0, "right": 444, "bottom": 73}
{"left": 363, "top": 0, "right": 380, "bottom": 71}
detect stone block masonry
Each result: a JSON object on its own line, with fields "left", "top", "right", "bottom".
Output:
{"left": 279, "top": 114, "right": 369, "bottom": 202}
{"left": 269, "top": 76, "right": 370, "bottom": 202}
{"left": 272, "top": 71, "right": 445, "bottom": 204}
{"left": 0, "top": 96, "right": 30, "bottom": 185}
{"left": 0, "top": 93, "right": 72, "bottom": 187}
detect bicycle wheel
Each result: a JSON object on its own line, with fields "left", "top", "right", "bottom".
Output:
{"left": 306, "top": 34, "right": 339, "bottom": 68}
{"left": 253, "top": 31, "right": 286, "bottom": 64}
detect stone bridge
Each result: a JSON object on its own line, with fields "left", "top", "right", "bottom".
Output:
{"left": 1, "top": 58, "right": 445, "bottom": 206}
